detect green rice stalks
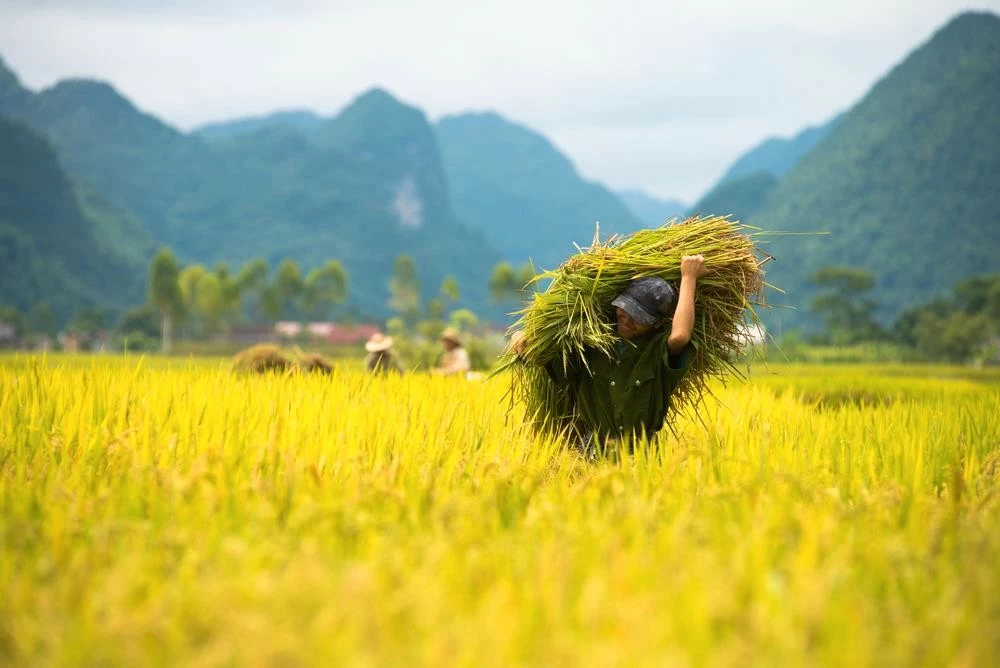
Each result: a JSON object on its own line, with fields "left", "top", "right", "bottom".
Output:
{"left": 496, "top": 215, "right": 770, "bottom": 436}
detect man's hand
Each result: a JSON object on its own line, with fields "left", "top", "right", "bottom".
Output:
{"left": 510, "top": 330, "right": 527, "bottom": 357}
{"left": 668, "top": 255, "right": 706, "bottom": 355}
{"left": 680, "top": 254, "right": 708, "bottom": 280}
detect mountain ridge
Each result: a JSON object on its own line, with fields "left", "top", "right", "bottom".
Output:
{"left": 754, "top": 10, "right": 1000, "bottom": 329}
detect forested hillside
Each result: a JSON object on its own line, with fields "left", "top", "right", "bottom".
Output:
{"left": 754, "top": 12, "right": 1000, "bottom": 328}
{"left": 0, "top": 118, "right": 143, "bottom": 319}
{"left": 436, "top": 112, "right": 643, "bottom": 270}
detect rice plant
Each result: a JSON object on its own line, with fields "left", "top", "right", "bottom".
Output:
{"left": 1, "top": 355, "right": 997, "bottom": 666}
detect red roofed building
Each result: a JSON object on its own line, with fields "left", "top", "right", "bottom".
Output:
{"left": 270, "top": 321, "right": 381, "bottom": 346}
{"left": 324, "top": 324, "right": 381, "bottom": 345}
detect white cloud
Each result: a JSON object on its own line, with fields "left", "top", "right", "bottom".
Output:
{"left": 1, "top": 0, "right": 997, "bottom": 200}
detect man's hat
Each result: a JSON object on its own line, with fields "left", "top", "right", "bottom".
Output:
{"left": 440, "top": 327, "right": 462, "bottom": 345}
{"left": 364, "top": 332, "right": 394, "bottom": 352}
{"left": 611, "top": 276, "right": 678, "bottom": 326}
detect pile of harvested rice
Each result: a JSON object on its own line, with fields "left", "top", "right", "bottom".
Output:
{"left": 231, "top": 344, "right": 334, "bottom": 375}
{"left": 498, "top": 215, "right": 769, "bottom": 435}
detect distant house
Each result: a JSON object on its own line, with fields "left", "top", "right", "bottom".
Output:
{"left": 226, "top": 325, "right": 277, "bottom": 346}
{"left": 272, "top": 321, "right": 380, "bottom": 346}
{"left": 305, "top": 322, "right": 336, "bottom": 339}
{"left": 0, "top": 322, "right": 18, "bottom": 348}
{"left": 57, "top": 330, "right": 111, "bottom": 352}
{"left": 323, "top": 324, "right": 380, "bottom": 346}
{"left": 275, "top": 321, "right": 303, "bottom": 339}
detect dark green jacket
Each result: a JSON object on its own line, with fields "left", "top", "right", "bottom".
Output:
{"left": 546, "top": 329, "right": 693, "bottom": 441}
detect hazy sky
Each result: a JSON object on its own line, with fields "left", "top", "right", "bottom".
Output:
{"left": 1, "top": 0, "right": 997, "bottom": 202}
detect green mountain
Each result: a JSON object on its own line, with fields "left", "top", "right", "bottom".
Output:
{"left": 718, "top": 115, "right": 841, "bottom": 185}
{"left": 0, "top": 60, "right": 500, "bottom": 317}
{"left": 617, "top": 189, "right": 687, "bottom": 227}
{"left": 435, "top": 112, "right": 643, "bottom": 270}
{"left": 0, "top": 118, "right": 145, "bottom": 320}
{"left": 687, "top": 171, "right": 779, "bottom": 222}
{"left": 685, "top": 116, "right": 840, "bottom": 221}
{"left": 195, "top": 110, "right": 325, "bottom": 142}
{"left": 180, "top": 90, "right": 502, "bottom": 312}
{"left": 755, "top": 11, "right": 1000, "bottom": 330}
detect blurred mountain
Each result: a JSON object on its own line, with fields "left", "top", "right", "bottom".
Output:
{"left": 183, "top": 89, "right": 501, "bottom": 311}
{"left": 755, "top": 11, "right": 1000, "bottom": 329}
{"left": 616, "top": 189, "right": 687, "bottom": 227}
{"left": 687, "top": 171, "right": 779, "bottom": 222}
{"left": 435, "top": 112, "right": 643, "bottom": 270}
{"left": 195, "top": 110, "right": 325, "bottom": 142}
{"left": 718, "top": 115, "right": 842, "bottom": 185}
{"left": 0, "top": 60, "right": 500, "bottom": 316}
{"left": 686, "top": 116, "right": 840, "bottom": 221}
{"left": 0, "top": 118, "right": 146, "bottom": 320}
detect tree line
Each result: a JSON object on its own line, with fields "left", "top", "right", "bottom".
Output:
{"left": 800, "top": 266, "right": 1000, "bottom": 363}
{"left": 0, "top": 246, "right": 539, "bottom": 353}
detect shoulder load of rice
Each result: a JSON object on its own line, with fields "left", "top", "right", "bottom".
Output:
{"left": 498, "top": 215, "right": 770, "bottom": 435}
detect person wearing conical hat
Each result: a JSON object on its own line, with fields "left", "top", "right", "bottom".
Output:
{"left": 432, "top": 327, "right": 471, "bottom": 377}
{"left": 364, "top": 332, "right": 403, "bottom": 375}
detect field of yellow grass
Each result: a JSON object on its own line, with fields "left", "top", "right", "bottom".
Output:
{"left": 2, "top": 355, "right": 999, "bottom": 666}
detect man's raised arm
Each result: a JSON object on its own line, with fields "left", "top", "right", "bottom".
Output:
{"left": 668, "top": 255, "right": 707, "bottom": 356}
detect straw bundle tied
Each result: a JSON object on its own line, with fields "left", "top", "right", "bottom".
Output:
{"left": 497, "top": 215, "right": 770, "bottom": 436}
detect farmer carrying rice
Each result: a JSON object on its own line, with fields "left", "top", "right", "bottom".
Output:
{"left": 500, "top": 216, "right": 766, "bottom": 458}
{"left": 513, "top": 255, "right": 708, "bottom": 453}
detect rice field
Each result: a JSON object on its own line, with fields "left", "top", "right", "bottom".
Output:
{"left": 1, "top": 355, "right": 999, "bottom": 666}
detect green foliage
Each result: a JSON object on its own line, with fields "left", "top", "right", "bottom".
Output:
{"left": 148, "top": 247, "right": 182, "bottom": 316}
{"left": 236, "top": 258, "right": 268, "bottom": 292}
{"left": 488, "top": 261, "right": 517, "bottom": 303}
{"left": 0, "top": 305, "right": 28, "bottom": 336}
{"left": 194, "top": 273, "right": 224, "bottom": 335}
{"left": 912, "top": 311, "right": 991, "bottom": 363}
{"left": 488, "top": 261, "right": 536, "bottom": 304}
{"left": 148, "top": 246, "right": 182, "bottom": 352}
{"left": 439, "top": 275, "right": 460, "bottom": 304}
{"left": 1, "top": 70, "right": 499, "bottom": 319}
{"left": 807, "top": 266, "right": 884, "bottom": 344}
{"left": 178, "top": 264, "right": 207, "bottom": 323}
{"left": 753, "top": 13, "right": 1000, "bottom": 331}
{"left": 29, "top": 302, "right": 56, "bottom": 337}
{"left": 213, "top": 262, "right": 242, "bottom": 321}
{"left": 66, "top": 307, "right": 108, "bottom": 335}
{"left": 304, "top": 260, "right": 349, "bottom": 319}
{"left": 117, "top": 304, "right": 160, "bottom": 340}
{"left": 0, "top": 118, "right": 141, "bottom": 322}
{"left": 388, "top": 254, "right": 421, "bottom": 326}
{"left": 449, "top": 309, "right": 479, "bottom": 332}
{"left": 892, "top": 273, "right": 1000, "bottom": 362}
{"left": 274, "top": 259, "right": 304, "bottom": 319}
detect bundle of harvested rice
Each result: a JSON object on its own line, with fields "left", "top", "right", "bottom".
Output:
{"left": 232, "top": 345, "right": 336, "bottom": 375}
{"left": 231, "top": 344, "right": 294, "bottom": 374}
{"left": 497, "top": 215, "right": 769, "bottom": 435}
{"left": 296, "top": 352, "right": 334, "bottom": 375}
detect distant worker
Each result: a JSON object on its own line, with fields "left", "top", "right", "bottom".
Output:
{"left": 364, "top": 333, "right": 403, "bottom": 375}
{"left": 433, "top": 327, "right": 471, "bottom": 376}
{"left": 512, "top": 255, "right": 708, "bottom": 454}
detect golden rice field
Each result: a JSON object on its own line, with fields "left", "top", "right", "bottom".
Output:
{"left": 2, "top": 355, "right": 999, "bottom": 667}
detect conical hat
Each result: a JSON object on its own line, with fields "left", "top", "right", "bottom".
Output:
{"left": 365, "top": 332, "right": 394, "bottom": 352}
{"left": 440, "top": 327, "right": 462, "bottom": 344}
